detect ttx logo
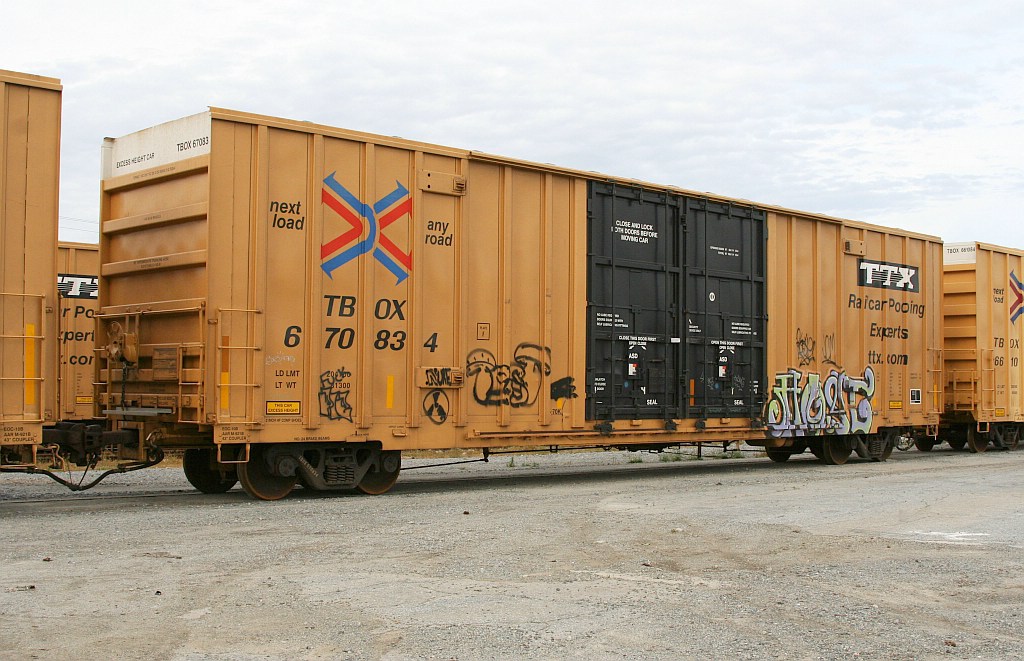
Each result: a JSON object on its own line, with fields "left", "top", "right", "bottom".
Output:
{"left": 57, "top": 274, "right": 99, "bottom": 299}
{"left": 858, "top": 259, "right": 919, "bottom": 292}
{"left": 320, "top": 173, "right": 412, "bottom": 284}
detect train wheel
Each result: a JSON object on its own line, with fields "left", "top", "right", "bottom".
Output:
{"left": 238, "top": 445, "right": 297, "bottom": 501}
{"left": 356, "top": 451, "right": 401, "bottom": 495}
{"left": 914, "top": 439, "right": 935, "bottom": 452}
{"left": 1006, "top": 428, "right": 1020, "bottom": 450}
{"left": 869, "top": 435, "right": 895, "bottom": 461}
{"left": 854, "top": 441, "right": 868, "bottom": 459}
{"left": 182, "top": 448, "right": 237, "bottom": 494}
{"left": 765, "top": 442, "right": 806, "bottom": 463}
{"left": 948, "top": 438, "right": 966, "bottom": 451}
{"left": 967, "top": 428, "right": 988, "bottom": 454}
{"left": 819, "top": 438, "right": 851, "bottom": 465}
{"left": 991, "top": 425, "right": 1019, "bottom": 450}
{"left": 895, "top": 434, "right": 915, "bottom": 451}
{"left": 808, "top": 440, "right": 824, "bottom": 460}
{"left": 854, "top": 434, "right": 883, "bottom": 459}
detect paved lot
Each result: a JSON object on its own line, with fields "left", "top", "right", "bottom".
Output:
{"left": 2, "top": 447, "right": 1024, "bottom": 660}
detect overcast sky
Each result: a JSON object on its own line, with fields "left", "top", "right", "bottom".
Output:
{"left": 4, "top": 0, "right": 1023, "bottom": 247}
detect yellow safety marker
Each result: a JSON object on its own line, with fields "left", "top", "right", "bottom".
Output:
{"left": 25, "top": 324, "right": 36, "bottom": 406}
{"left": 221, "top": 335, "right": 230, "bottom": 410}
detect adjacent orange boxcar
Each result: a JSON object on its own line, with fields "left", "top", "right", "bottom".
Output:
{"left": 0, "top": 69, "right": 61, "bottom": 467}
{"left": 939, "top": 242, "right": 1024, "bottom": 451}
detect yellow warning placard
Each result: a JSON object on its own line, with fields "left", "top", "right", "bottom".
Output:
{"left": 888, "top": 400, "right": 903, "bottom": 410}
{"left": 266, "top": 401, "right": 301, "bottom": 415}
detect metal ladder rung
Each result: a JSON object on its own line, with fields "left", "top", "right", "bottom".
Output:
{"left": 215, "top": 308, "right": 263, "bottom": 424}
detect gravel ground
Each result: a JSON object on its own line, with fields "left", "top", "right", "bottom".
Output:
{"left": 2, "top": 446, "right": 1024, "bottom": 660}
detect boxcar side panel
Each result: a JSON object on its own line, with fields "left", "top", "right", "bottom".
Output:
{"left": 198, "top": 125, "right": 592, "bottom": 448}
{"left": 0, "top": 70, "right": 61, "bottom": 455}
{"left": 765, "top": 212, "right": 942, "bottom": 440}
{"left": 943, "top": 242, "right": 1024, "bottom": 424}
{"left": 102, "top": 111, "right": 765, "bottom": 450}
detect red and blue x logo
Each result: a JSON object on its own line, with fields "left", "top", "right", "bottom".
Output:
{"left": 1011, "top": 271, "right": 1023, "bottom": 324}
{"left": 320, "top": 172, "right": 412, "bottom": 284}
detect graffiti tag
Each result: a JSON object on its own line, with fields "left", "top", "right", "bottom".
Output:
{"left": 466, "top": 343, "right": 551, "bottom": 407}
{"left": 265, "top": 353, "right": 297, "bottom": 366}
{"left": 795, "top": 328, "right": 816, "bottom": 366}
{"left": 551, "top": 377, "right": 578, "bottom": 402}
{"left": 550, "top": 376, "right": 578, "bottom": 415}
{"left": 765, "top": 366, "right": 875, "bottom": 438}
{"left": 423, "top": 389, "right": 450, "bottom": 424}
{"left": 319, "top": 367, "right": 354, "bottom": 422}
{"left": 424, "top": 368, "right": 457, "bottom": 387}
{"left": 821, "top": 334, "right": 841, "bottom": 369}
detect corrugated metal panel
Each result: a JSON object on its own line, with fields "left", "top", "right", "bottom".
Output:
{"left": 0, "top": 70, "right": 61, "bottom": 454}
{"left": 943, "top": 242, "right": 1024, "bottom": 423}
{"left": 98, "top": 114, "right": 595, "bottom": 448}
{"left": 765, "top": 212, "right": 943, "bottom": 438}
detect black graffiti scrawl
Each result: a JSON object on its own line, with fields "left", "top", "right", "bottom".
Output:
{"left": 550, "top": 377, "right": 578, "bottom": 402}
{"left": 466, "top": 343, "right": 551, "bottom": 407}
{"left": 319, "top": 367, "right": 353, "bottom": 422}
{"left": 422, "top": 389, "right": 450, "bottom": 424}
{"left": 795, "top": 328, "right": 816, "bottom": 366}
{"left": 550, "top": 376, "right": 578, "bottom": 415}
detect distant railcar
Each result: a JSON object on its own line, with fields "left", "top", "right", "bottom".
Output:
{"left": 937, "top": 242, "right": 1024, "bottom": 451}
{"left": 55, "top": 242, "right": 99, "bottom": 420}
{"left": 92, "top": 109, "right": 944, "bottom": 499}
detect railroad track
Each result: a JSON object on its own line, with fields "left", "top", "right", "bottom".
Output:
{"left": 1, "top": 448, "right": 1002, "bottom": 508}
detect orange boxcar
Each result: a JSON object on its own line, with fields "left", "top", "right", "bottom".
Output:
{"left": 939, "top": 242, "right": 1024, "bottom": 451}
{"left": 0, "top": 70, "right": 61, "bottom": 467}
{"left": 96, "top": 109, "right": 944, "bottom": 498}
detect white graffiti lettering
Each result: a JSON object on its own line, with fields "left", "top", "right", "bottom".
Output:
{"left": 765, "top": 366, "right": 875, "bottom": 438}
